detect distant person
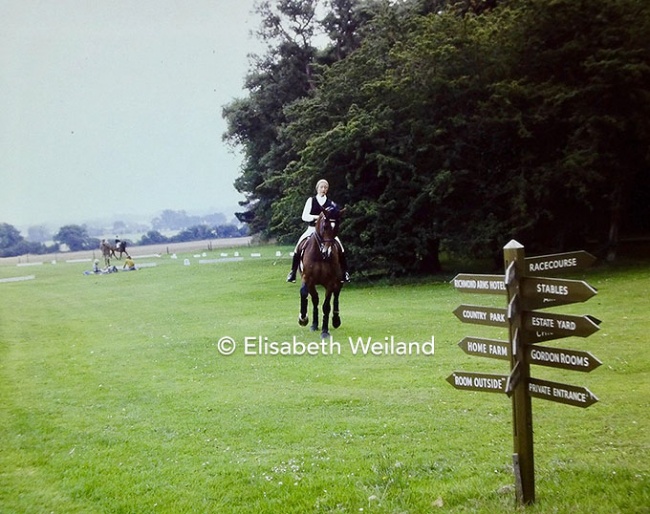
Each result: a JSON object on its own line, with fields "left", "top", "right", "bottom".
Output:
{"left": 123, "top": 257, "right": 136, "bottom": 271}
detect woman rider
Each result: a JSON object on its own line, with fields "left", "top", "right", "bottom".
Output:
{"left": 286, "top": 179, "right": 349, "bottom": 283}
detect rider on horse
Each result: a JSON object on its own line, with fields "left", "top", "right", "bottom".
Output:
{"left": 286, "top": 179, "right": 349, "bottom": 283}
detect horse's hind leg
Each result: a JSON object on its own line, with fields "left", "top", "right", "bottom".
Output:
{"left": 298, "top": 282, "right": 309, "bottom": 326}
{"left": 332, "top": 289, "right": 341, "bottom": 329}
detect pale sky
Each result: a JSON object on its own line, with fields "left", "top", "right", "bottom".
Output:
{"left": 0, "top": 0, "right": 266, "bottom": 230}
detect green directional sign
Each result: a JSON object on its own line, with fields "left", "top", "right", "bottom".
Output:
{"left": 525, "top": 250, "right": 596, "bottom": 276}
{"left": 453, "top": 305, "right": 508, "bottom": 328}
{"left": 520, "top": 276, "right": 597, "bottom": 310}
{"left": 522, "top": 311, "right": 600, "bottom": 343}
{"left": 525, "top": 345, "right": 602, "bottom": 372}
{"left": 528, "top": 377, "right": 599, "bottom": 408}
{"left": 446, "top": 371, "right": 508, "bottom": 393}
{"left": 458, "top": 337, "right": 510, "bottom": 360}
{"left": 451, "top": 274, "right": 507, "bottom": 295}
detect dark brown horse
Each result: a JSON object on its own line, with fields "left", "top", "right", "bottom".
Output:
{"left": 298, "top": 205, "right": 344, "bottom": 339}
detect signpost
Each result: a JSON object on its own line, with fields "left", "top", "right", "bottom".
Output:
{"left": 449, "top": 242, "right": 601, "bottom": 506}
{"left": 525, "top": 345, "right": 602, "bottom": 372}
{"left": 522, "top": 311, "right": 600, "bottom": 342}
{"left": 528, "top": 378, "right": 599, "bottom": 408}
{"left": 446, "top": 371, "right": 508, "bottom": 393}
{"left": 519, "top": 276, "right": 597, "bottom": 310}
{"left": 452, "top": 305, "right": 508, "bottom": 327}
{"left": 451, "top": 273, "right": 506, "bottom": 295}
{"left": 458, "top": 337, "right": 510, "bottom": 361}
{"left": 524, "top": 250, "right": 596, "bottom": 275}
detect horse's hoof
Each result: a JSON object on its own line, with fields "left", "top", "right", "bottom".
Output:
{"left": 332, "top": 315, "right": 341, "bottom": 329}
{"left": 321, "top": 331, "right": 330, "bottom": 340}
{"left": 298, "top": 316, "right": 308, "bottom": 326}
{"left": 310, "top": 324, "right": 319, "bottom": 332}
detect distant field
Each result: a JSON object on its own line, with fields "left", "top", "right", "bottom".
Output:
{"left": 0, "top": 246, "right": 648, "bottom": 513}
{"left": 0, "top": 237, "right": 254, "bottom": 266}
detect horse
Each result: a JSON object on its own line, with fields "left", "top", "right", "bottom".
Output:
{"left": 298, "top": 205, "right": 345, "bottom": 339}
{"left": 100, "top": 240, "right": 129, "bottom": 266}
{"left": 112, "top": 240, "right": 130, "bottom": 259}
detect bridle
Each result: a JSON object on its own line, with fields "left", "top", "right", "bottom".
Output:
{"left": 314, "top": 209, "right": 340, "bottom": 260}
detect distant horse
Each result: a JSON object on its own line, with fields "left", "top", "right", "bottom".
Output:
{"left": 100, "top": 240, "right": 129, "bottom": 266}
{"left": 113, "top": 240, "right": 129, "bottom": 259}
{"left": 298, "top": 205, "right": 344, "bottom": 339}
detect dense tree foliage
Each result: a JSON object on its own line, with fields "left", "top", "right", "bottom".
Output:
{"left": 53, "top": 225, "right": 99, "bottom": 252}
{"left": 225, "top": 0, "right": 650, "bottom": 274}
{"left": 0, "top": 223, "right": 49, "bottom": 257}
{"left": 138, "top": 224, "right": 248, "bottom": 246}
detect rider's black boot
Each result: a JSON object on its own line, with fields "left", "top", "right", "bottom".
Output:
{"left": 286, "top": 252, "right": 300, "bottom": 282}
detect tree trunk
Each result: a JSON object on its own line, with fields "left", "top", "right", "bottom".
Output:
{"left": 607, "top": 183, "right": 623, "bottom": 262}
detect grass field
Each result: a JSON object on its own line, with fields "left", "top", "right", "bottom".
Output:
{"left": 1, "top": 246, "right": 648, "bottom": 513}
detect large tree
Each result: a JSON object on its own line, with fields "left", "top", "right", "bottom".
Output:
{"left": 53, "top": 225, "right": 97, "bottom": 252}
{"left": 0, "top": 223, "right": 50, "bottom": 257}
{"left": 506, "top": 0, "right": 650, "bottom": 259}
{"left": 226, "top": 0, "right": 650, "bottom": 273}
{"left": 0, "top": 223, "right": 23, "bottom": 250}
{"left": 223, "top": 0, "right": 322, "bottom": 236}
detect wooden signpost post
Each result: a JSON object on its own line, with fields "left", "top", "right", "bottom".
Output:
{"left": 448, "top": 241, "right": 600, "bottom": 506}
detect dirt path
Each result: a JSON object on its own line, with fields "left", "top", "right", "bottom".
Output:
{"left": 0, "top": 237, "right": 254, "bottom": 266}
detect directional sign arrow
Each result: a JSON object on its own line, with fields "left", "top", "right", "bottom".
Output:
{"left": 522, "top": 311, "right": 600, "bottom": 343}
{"left": 451, "top": 274, "right": 507, "bottom": 295}
{"left": 526, "top": 345, "right": 602, "bottom": 372}
{"left": 520, "top": 276, "right": 597, "bottom": 310}
{"left": 446, "top": 371, "right": 508, "bottom": 394}
{"left": 528, "top": 377, "right": 599, "bottom": 408}
{"left": 453, "top": 305, "right": 509, "bottom": 328}
{"left": 525, "top": 250, "right": 596, "bottom": 276}
{"left": 587, "top": 315, "right": 603, "bottom": 326}
{"left": 458, "top": 337, "right": 510, "bottom": 361}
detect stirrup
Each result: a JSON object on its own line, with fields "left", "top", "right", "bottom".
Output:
{"left": 342, "top": 272, "right": 350, "bottom": 283}
{"left": 287, "top": 270, "right": 297, "bottom": 283}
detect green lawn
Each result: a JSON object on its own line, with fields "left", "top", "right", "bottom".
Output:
{"left": 1, "top": 247, "right": 648, "bottom": 513}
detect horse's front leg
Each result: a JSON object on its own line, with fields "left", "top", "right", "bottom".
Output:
{"left": 310, "top": 285, "right": 320, "bottom": 332}
{"left": 332, "top": 288, "right": 341, "bottom": 329}
{"left": 321, "top": 290, "right": 333, "bottom": 339}
{"left": 298, "top": 282, "right": 309, "bottom": 326}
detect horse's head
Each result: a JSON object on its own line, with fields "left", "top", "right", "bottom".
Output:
{"left": 314, "top": 203, "right": 344, "bottom": 259}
